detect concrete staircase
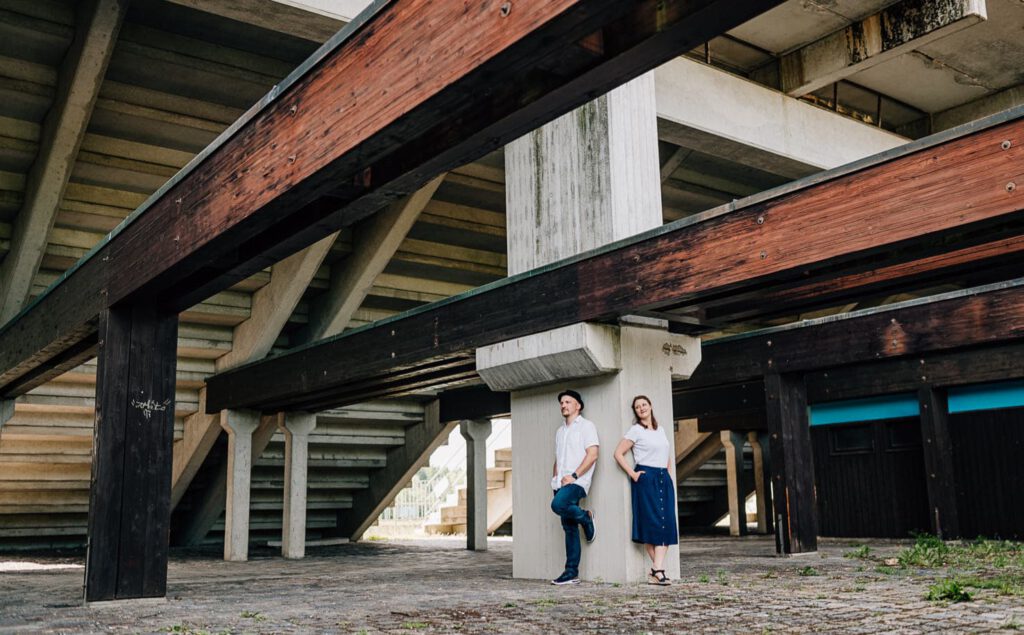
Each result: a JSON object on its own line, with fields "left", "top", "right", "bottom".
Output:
{"left": 426, "top": 447, "right": 513, "bottom": 535}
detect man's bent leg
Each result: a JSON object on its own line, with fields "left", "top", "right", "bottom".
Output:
{"left": 551, "top": 485, "right": 588, "bottom": 576}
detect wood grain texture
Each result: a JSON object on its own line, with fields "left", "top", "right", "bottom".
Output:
{"left": 0, "top": 0, "right": 780, "bottom": 397}
{"left": 206, "top": 117, "right": 1024, "bottom": 412}
{"left": 764, "top": 372, "right": 817, "bottom": 554}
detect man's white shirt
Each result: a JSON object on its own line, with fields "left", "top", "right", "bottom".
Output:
{"left": 552, "top": 415, "right": 600, "bottom": 494}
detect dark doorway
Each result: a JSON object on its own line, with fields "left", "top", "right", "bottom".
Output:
{"left": 812, "top": 418, "right": 930, "bottom": 538}
{"left": 950, "top": 407, "right": 1024, "bottom": 539}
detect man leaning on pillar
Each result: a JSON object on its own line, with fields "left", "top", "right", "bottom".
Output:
{"left": 550, "top": 389, "right": 599, "bottom": 585}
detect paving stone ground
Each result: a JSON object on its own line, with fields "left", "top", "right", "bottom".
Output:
{"left": 1, "top": 535, "right": 1022, "bottom": 634}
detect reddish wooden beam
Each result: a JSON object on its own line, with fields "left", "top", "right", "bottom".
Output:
{"left": 0, "top": 0, "right": 781, "bottom": 397}
{"left": 206, "top": 112, "right": 1024, "bottom": 412}
{"left": 686, "top": 278, "right": 1024, "bottom": 389}
{"left": 694, "top": 235, "right": 1024, "bottom": 324}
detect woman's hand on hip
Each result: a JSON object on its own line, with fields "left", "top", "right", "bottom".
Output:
{"left": 630, "top": 470, "right": 645, "bottom": 482}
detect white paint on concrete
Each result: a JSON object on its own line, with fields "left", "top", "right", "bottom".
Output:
{"left": 654, "top": 57, "right": 906, "bottom": 177}
{"left": 281, "top": 412, "right": 317, "bottom": 559}
{"left": 221, "top": 409, "right": 261, "bottom": 562}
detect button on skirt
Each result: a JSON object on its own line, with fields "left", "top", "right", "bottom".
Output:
{"left": 630, "top": 465, "right": 679, "bottom": 546}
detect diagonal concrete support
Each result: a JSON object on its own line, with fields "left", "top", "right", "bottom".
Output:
{"left": 220, "top": 409, "right": 261, "bottom": 562}
{"left": 0, "top": 0, "right": 128, "bottom": 323}
{"left": 298, "top": 175, "right": 444, "bottom": 344}
{"left": 171, "top": 234, "right": 335, "bottom": 509}
{"left": 280, "top": 412, "right": 317, "bottom": 559}
{"left": 460, "top": 418, "right": 492, "bottom": 551}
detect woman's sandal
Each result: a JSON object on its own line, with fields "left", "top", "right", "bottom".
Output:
{"left": 647, "top": 568, "right": 671, "bottom": 586}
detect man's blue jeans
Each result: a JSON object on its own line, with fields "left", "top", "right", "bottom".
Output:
{"left": 551, "top": 483, "right": 590, "bottom": 576}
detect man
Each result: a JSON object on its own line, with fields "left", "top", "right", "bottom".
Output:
{"left": 549, "top": 389, "right": 598, "bottom": 585}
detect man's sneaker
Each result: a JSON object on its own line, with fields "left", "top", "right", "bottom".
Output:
{"left": 583, "top": 510, "right": 596, "bottom": 543}
{"left": 551, "top": 571, "right": 580, "bottom": 585}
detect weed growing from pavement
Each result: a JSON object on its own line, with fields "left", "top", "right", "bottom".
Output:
{"left": 240, "top": 610, "right": 266, "bottom": 622}
{"left": 927, "top": 578, "right": 972, "bottom": 603}
{"left": 716, "top": 569, "right": 729, "bottom": 585}
{"left": 697, "top": 573, "right": 710, "bottom": 583}
{"left": 798, "top": 566, "right": 819, "bottom": 576}
{"left": 1004, "top": 618, "right": 1021, "bottom": 630}
{"left": 844, "top": 545, "right": 872, "bottom": 560}
{"left": 401, "top": 621, "right": 429, "bottom": 629}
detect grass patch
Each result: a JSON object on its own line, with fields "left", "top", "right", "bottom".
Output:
{"left": 531, "top": 598, "right": 557, "bottom": 607}
{"left": 797, "top": 566, "right": 819, "bottom": 577}
{"left": 927, "top": 578, "right": 972, "bottom": 603}
{"left": 401, "top": 621, "right": 429, "bottom": 629}
{"left": 843, "top": 545, "right": 872, "bottom": 560}
{"left": 697, "top": 573, "right": 709, "bottom": 584}
{"left": 957, "top": 573, "right": 1024, "bottom": 597}
{"left": 240, "top": 610, "right": 266, "bottom": 622}
{"left": 875, "top": 565, "right": 900, "bottom": 575}
{"left": 898, "top": 534, "right": 1024, "bottom": 569}
{"left": 716, "top": 570, "right": 729, "bottom": 586}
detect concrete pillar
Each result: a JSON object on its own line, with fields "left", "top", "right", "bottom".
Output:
{"left": 749, "top": 430, "right": 774, "bottom": 535}
{"left": 221, "top": 409, "right": 261, "bottom": 562}
{"left": 280, "top": 411, "right": 317, "bottom": 559}
{"left": 721, "top": 430, "right": 749, "bottom": 537}
{"left": 460, "top": 418, "right": 492, "bottom": 551}
{"left": 493, "top": 72, "right": 701, "bottom": 584}
{"left": 0, "top": 398, "right": 13, "bottom": 431}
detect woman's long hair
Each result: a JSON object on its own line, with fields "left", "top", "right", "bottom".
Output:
{"left": 631, "top": 395, "right": 658, "bottom": 430}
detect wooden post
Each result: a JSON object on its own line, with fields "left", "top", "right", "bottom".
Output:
{"left": 749, "top": 430, "right": 774, "bottom": 535}
{"left": 720, "top": 430, "right": 749, "bottom": 536}
{"left": 85, "top": 304, "right": 178, "bottom": 602}
{"left": 763, "top": 373, "right": 817, "bottom": 555}
{"left": 917, "top": 385, "right": 960, "bottom": 539}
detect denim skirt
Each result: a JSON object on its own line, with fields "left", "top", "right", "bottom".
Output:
{"left": 630, "top": 465, "right": 679, "bottom": 546}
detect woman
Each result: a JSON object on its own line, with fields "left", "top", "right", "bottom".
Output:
{"left": 613, "top": 395, "right": 678, "bottom": 585}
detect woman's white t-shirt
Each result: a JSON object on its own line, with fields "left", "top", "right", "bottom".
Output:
{"left": 624, "top": 423, "right": 670, "bottom": 468}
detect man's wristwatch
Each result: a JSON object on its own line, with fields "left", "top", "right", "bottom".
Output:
{"left": 571, "top": 472, "right": 578, "bottom": 480}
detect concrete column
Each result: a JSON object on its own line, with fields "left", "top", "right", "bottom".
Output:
{"left": 749, "top": 430, "right": 774, "bottom": 535}
{"left": 280, "top": 411, "right": 317, "bottom": 559}
{"left": 0, "top": 399, "right": 13, "bottom": 431}
{"left": 494, "top": 72, "right": 701, "bottom": 584}
{"left": 460, "top": 418, "right": 492, "bottom": 551}
{"left": 221, "top": 409, "right": 260, "bottom": 562}
{"left": 721, "top": 430, "right": 749, "bottom": 537}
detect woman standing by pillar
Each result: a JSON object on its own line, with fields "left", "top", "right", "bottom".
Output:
{"left": 613, "top": 395, "right": 678, "bottom": 585}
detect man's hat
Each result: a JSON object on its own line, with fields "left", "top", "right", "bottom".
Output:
{"left": 557, "top": 389, "right": 584, "bottom": 409}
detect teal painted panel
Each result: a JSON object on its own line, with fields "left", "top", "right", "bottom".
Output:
{"left": 948, "top": 380, "right": 1024, "bottom": 414}
{"left": 810, "top": 394, "right": 919, "bottom": 426}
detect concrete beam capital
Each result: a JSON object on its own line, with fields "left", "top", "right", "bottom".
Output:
{"left": 220, "top": 409, "right": 261, "bottom": 436}
{"left": 476, "top": 323, "right": 621, "bottom": 391}
{"left": 459, "top": 418, "right": 492, "bottom": 444}
{"left": 281, "top": 411, "right": 317, "bottom": 436}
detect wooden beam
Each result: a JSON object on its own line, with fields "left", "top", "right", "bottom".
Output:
{"left": 334, "top": 400, "right": 455, "bottom": 540}
{"left": 687, "top": 279, "right": 1024, "bottom": 389}
{"left": 297, "top": 175, "right": 443, "bottom": 344}
{"left": 205, "top": 112, "right": 1024, "bottom": 413}
{"left": 917, "top": 385, "right": 960, "bottom": 539}
{"left": 780, "top": 0, "right": 986, "bottom": 97}
{"left": 0, "top": 0, "right": 782, "bottom": 399}
{"left": 438, "top": 385, "right": 510, "bottom": 422}
{"left": 698, "top": 235, "right": 1024, "bottom": 325}
{"left": 0, "top": 0, "right": 127, "bottom": 323}
{"left": 84, "top": 303, "right": 177, "bottom": 602}
{"left": 764, "top": 372, "right": 816, "bottom": 555}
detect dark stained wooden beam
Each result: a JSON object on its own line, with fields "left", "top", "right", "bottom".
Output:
{"left": 0, "top": 0, "right": 784, "bottom": 398}
{"left": 85, "top": 304, "right": 177, "bottom": 602}
{"left": 439, "top": 385, "right": 511, "bottom": 422}
{"left": 206, "top": 110, "right": 1024, "bottom": 413}
{"left": 917, "top": 385, "right": 960, "bottom": 540}
{"left": 764, "top": 372, "right": 817, "bottom": 554}
{"left": 696, "top": 235, "right": 1024, "bottom": 324}
{"left": 686, "top": 279, "right": 1024, "bottom": 390}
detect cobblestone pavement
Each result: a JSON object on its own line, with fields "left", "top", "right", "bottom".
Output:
{"left": 1, "top": 536, "right": 1022, "bottom": 633}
